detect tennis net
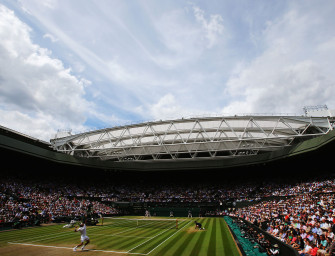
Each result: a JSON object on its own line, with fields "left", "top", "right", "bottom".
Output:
{"left": 103, "top": 217, "right": 179, "bottom": 229}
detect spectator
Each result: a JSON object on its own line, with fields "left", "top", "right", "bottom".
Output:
{"left": 299, "top": 239, "right": 312, "bottom": 255}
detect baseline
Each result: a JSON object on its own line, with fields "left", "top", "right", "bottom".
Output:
{"left": 8, "top": 242, "right": 146, "bottom": 255}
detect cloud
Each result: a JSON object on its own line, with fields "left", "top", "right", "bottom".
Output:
{"left": 0, "top": 109, "right": 87, "bottom": 141}
{"left": 144, "top": 93, "right": 218, "bottom": 121}
{"left": 192, "top": 5, "right": 224, "bottom": 48}
{"left": 145, "top": 94, "right": 188, "bottom": 120}
{"left": 13, "top": 1, "right": 230, "bottom": 120}
{"left": 2, "top": 0, "right": 334, "bottom": 142}
{"left": 0, "top": 4, "right": 92, "bottom": 140}
{"left": 42, "top": 0, "right": 58, "bottom": 9}
{"left": 43, "top": 33, "right": 58, "bottom": 42}
{"left": 152, "top": 4, "right": 224, "bottom": 68}
{"left": 222, "top": 4, "right": 335, "bottom": 115}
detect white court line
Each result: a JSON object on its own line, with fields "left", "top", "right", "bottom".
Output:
{"left": 10, "top": 222, "right": 107, "bottom": 243}
{"left": 8, "top": 242, "right": 146, "bottom": 255}
{"left": 145, "top": 220, "right": 192, "bottom": 255}
{"left": 11, "top": 229, "right": 75, "bottom": 243}
{"left": 95, "top": 219, "right": 178, "bottom": 240}
{"left": 96, "top": 220, "right": 157, "bottom": 238}
{"left": 9, "top": 220, "right": 188, "bottom": 254}
{"left": 94, "top": 234, "right": 152, "bottom": 239}
{"left": 11, "top": 221, "right": 152, "bottom": 244}
{"left": 127, "top": 220, "right": 191, "bottom": 254}
{"left": 127, "top": 228, "right": 170, "bottom": 253}
{"left": 8, "top": 222, "right": 163, "bottom": 253}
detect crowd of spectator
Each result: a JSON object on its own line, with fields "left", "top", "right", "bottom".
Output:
{"left": 0, "top": 178, "right": 121, "bottom": 227}
{"left": 230, "top": 179, "right": 335, "bottom": 255}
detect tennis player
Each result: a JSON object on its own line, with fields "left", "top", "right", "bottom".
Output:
{"left": 73, "top": 222, "right": 90, "bottom": 251}
{"left": 195, "top": 221, "right": 205, "bottom": 230}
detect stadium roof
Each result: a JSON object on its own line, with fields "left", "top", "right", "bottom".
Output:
{"left": 1, "top": 113, "right": 335, "bottom": 171}
{"left": 50, "top": 115, "right": 335, "bottom": 163}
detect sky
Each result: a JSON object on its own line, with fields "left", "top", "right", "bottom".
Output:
{"left": 0, "top": 0, "right": 335, "bottom": 142}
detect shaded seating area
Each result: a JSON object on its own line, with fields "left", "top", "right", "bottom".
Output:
{"left": 225, "top": 216, "right": 301, "bottom": 256}
{"left": 225, "top": 216, "right": 269, "bottom": 256}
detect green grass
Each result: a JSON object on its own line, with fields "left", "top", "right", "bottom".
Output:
{"left": 0, "top": 217, "right": 241, "bottom": 256}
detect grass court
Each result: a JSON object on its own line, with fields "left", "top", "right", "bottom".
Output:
{"left": 0, "top": 216, "right": 241, "bottom": 256}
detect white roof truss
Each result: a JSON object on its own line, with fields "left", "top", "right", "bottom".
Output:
{"left": 50, "top": 115, "right": 334, "bottom": 162}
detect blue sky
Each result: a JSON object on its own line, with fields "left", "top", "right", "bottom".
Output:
{"left": 0, "top": 0, "right": 335, "bottom": 141}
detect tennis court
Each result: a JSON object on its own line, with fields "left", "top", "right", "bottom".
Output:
{"left": 0, "top": 217, "right": 241, "bottom": 256}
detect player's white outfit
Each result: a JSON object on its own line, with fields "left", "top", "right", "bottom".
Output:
{"left": 78, "top": 224, "right": 89, "bottom": 242}
{"left": 73, "top": 224, "right": 90, "bottom": 251}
